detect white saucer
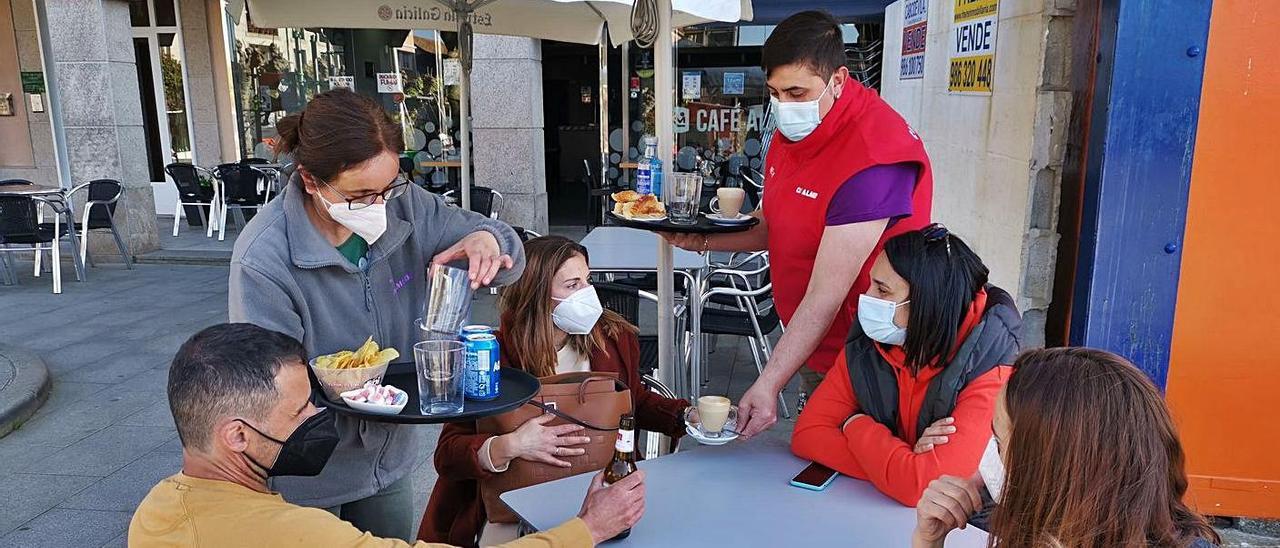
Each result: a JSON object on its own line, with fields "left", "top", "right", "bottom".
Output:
{"left": 685, "top": 424, "right": 739, "bottom": 445}
{"left": 705, "top": 213, "right": 752, "bottom": 225}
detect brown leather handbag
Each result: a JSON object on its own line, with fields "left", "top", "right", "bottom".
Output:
{"left": 477, "top": 372, "right": 633, "bottom": 523}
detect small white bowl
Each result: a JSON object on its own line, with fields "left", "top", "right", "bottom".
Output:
{"left": 340, "top": 386, "right": 408, "bottom": 415}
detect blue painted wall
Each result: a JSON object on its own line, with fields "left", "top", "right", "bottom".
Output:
{"left": 1069, "top": 0, "right": 1213, "bottom": 387}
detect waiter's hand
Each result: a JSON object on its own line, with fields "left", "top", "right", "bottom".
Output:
{"left": 432, "top": 230, "right": 514, "bottom": 289}
{"left": 735, "top": 379, "right": 781, "bottom": 438}
{"left": 659, "top": 232, "right": 705, "bottom": 252}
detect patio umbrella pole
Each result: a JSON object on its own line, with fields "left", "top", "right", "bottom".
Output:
{"left": 458, "top": 12, "right": 473, "bottom": 212}
{"left": 598, "top": 26, "right": 610, "bottom": 199}
{"left": 654, "top": 0, "right": 677, "bottom": 396}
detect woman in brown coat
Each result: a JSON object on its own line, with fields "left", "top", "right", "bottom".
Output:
{"left": 418, "top": 236, "right": 689, "bottom": 547}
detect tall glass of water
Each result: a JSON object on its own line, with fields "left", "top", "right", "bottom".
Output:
{"left": 414, "top": 340, "right": 465, "bottom": 415}
{"left": 667, "top": 172, "right": 703, "bottom": 225}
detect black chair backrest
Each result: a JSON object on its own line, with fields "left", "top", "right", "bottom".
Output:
{"left": 468, "top": 186, "right": 496, "bottom": 217}
{"left": 241, "top": 157, "right": 270, "bottom": 165}
{"left": 215, "top": 164, "right": 268, "bottom": 204}
{"left": 85, "top": 179, "right": 123, "bottom": 229}
{"left": 594, "top": 281, "right": 642, "bottom": 327}
{"left": 165, "top": 163, "right": 213, "bottom": 201}
{"left": 512, "top": 226, "right": 535, "bottom": 243}
{"left": 0, "top": 195, "right": 43, "bottom": 243}
{"left": 399, "top": 155, "right": 415, "bottom": 176}
{"left": 0, "top": 178, "right": 34, "bottom": 187}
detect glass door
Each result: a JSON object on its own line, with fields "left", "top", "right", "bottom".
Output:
{"left": 130, "top": 0, "right": 196, "bottom": 216}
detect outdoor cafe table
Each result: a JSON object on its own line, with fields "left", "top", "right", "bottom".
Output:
{"left": 0, "top": 184, "right": 87, "bottom": 281}
{"left": 580, "top": 226, "right": 707, "bottom": 398}
{"left": 502, "top": 435, "right": 990, "bottom": 547}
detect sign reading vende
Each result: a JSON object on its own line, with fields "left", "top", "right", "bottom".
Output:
{"left": 948, "top": 0, "right": 999, "bottom": 93}
{"left": 900, "top": 0, "right": 928, "bottom": 80}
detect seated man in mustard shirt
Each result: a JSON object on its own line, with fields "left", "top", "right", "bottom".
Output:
{"left": 130, "top": 323, "right": 645, "bottom": 547}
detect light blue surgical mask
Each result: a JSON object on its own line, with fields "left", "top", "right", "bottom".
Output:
{"left": 858, "top": 293, "right": 909, "bottom": 345}
{"left": 770, "top": 80, "right": 833, "bottom": 141}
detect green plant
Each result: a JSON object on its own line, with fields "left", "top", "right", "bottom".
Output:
{"left": 160, "top": 53, "right": 186, "bottom": 113}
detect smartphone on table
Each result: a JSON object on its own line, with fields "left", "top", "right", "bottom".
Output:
{"left": 790, "top": 462, "right": 838, "bottom": 491}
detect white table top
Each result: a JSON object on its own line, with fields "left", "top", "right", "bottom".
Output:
{"left": 580, "top": 226, "right": 706, "bottom": 271}
{"left": 502, "top": 436, "right": 990, "bottom": 547}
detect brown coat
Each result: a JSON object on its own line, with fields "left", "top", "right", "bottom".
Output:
{"left": 416, "top": 329, "right": 689, "bottom": 547}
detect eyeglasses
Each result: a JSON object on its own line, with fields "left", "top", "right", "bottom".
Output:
{"left": 321, "top": 175, "right": 411, "bottom": 210}
{"left": 921, "top": 223, "right": 952, "bottom": 255}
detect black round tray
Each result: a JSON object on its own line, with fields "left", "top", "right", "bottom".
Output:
{"left": 318, "top": 362, "right": 540, "bottom": 424}
{"left": 607, "top": 212, "right": 759, "bottom": 234}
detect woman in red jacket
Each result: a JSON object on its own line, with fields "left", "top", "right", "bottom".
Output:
{"left": 791, "top": 224, "right": 1021, "bottom": 507}
{"left": 418, "top": 235, "right": 689, "bottom": 547}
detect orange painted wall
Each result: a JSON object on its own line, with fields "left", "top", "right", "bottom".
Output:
{"left": 1166, "top": 0, "right": 1280, "bottom": 519}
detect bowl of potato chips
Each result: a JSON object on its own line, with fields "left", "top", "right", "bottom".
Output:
{"left": 309, "top": 337, "right": 400, "bottom": 400}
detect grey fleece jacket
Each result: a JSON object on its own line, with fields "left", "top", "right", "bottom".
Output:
{"left": 228, "top": 180, "right": 525, "bottom": 507}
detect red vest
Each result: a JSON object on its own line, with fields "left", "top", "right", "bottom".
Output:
{"left": 763, "top": 79, "right": 934, "bottom": 374}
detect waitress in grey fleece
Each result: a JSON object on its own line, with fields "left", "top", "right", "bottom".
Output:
{"left": 228, "top": 88, "right": 525, "bottom": 541}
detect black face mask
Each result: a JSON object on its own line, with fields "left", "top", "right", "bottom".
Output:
{"left": 237, "top": 409, "right": 339, "bottom": 477}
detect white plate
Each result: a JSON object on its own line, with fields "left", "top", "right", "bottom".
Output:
{"left": 632, "top": 215, "right": 668, "bottom": 223}
{"left": 341, "top": 386, "right": 408, "bottom": 415}
{"left": 686, "top": 425, "right": 738, "bottom": 445}
{"left": 705, "top": 213, "right": 752, "bottom": 225}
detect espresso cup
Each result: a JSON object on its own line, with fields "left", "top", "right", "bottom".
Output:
{"left": 716, "top": 187, "right": 746, "bottom": 218}
{"left": 697, "top": 395, "right": 732, "bottom": 433}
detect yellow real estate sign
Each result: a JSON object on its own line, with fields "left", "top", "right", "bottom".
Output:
{"left": 948, "top": 0, "right": 999, "bottom": 93}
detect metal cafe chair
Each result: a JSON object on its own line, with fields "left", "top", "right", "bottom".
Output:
{"left": 165, "top": 163, "right": 221, "bottom": 238}
{"left": 443, "top": 186, "right": 504, "bottom": 220}
{"left": 0, "top": 178, "right": 35, "bottom": 187}
{"left": 213, "top": 163, "right": 272, "bottom": 241}
{"left": 64, "top": 179, "right": 133, "bottom": 269}
{"left": 695, "top": 262, "right": 789, "bottom": 419}
{"left": 0, "top": 194, "right": 70, "bottom": 293}
{"left": 595, "top": 280, "right": 687, "bottom": 459}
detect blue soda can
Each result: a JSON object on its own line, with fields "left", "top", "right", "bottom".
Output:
{"left": 463, "top": 333, "right": 500, "bottom": 401}
{"left": 459, "top": 325, "right": 494, "bottom": 340}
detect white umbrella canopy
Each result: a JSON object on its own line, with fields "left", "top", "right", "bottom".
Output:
{"left": 244, "top": 0, "right": 750, "bottom": 210}
{"left": 244, "top": 0, "right": 750, "bottom": 46}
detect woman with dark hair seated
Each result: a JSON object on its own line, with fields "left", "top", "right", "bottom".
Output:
{"left": 791, "top": 224, "right": 1021, "bottom": 506}
{"left": 913, "top": 347, "right": 1220, "bottom": 548}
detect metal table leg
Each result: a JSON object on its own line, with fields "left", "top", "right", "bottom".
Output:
{"left": 60, "top": 195, "right": 86, "bottom": 281}
{"left": 683, "top": 269, "right": 706, "bottom": 400}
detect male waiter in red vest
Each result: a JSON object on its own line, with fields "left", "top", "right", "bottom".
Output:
{"left": 665, "top": 11, "right": 933, "bottom": 437}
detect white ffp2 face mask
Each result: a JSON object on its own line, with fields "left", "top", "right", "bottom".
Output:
{"left": 318, "top": 192, "right": 388, "bottom": 245}
{"left": 552, "top": 285, "right": 604, "bottom": 335}
{"left": 770, "top": 80, "right": 833, "bottom": 142}
{"left": 857, "top": 293, "right": 908, "bottom": 345}
{"left": 979, "top": 436, "right": 1006, "bottom": 502}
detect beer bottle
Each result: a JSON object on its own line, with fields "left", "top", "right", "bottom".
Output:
{"left": 603, "top": 413, "right": 638, "bottom": 539}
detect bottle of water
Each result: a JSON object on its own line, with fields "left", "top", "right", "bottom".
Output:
{"left": 650, "top": 150, "right": 663, "bottom": 199}
{"left": 636, "top": 136, "right": 657, "bottom": 195}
